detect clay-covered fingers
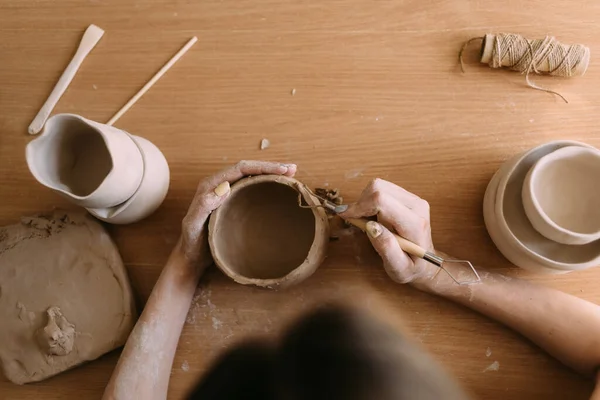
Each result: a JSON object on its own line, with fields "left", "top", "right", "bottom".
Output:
{"left": 377, "top": 198, "right": 431, "bottom": 250}
{"left": 182, "top": 161, "right": 298, "bottom": 262}
{"left": 339, "top": 178, "right": 436, "bottom": 285}
{"left": 340, "top": 179, "right": 431, "bottom": 248}
{"left": 343, "top": 178, "right": 430, "bottom": 221}
{"left": 199, "top": 160, "right": 297, "bottom": 192}
{"left": 188, "top": 161, "right": 297, "bottom": 222}
{"left": 364, "top": 221, "right": 417, "bottom": 283}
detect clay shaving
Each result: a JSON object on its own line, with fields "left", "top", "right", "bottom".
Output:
{"left": 315, "top": 187, "right": 343, "bottom": 206}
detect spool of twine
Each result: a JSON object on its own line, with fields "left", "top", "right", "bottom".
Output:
{"left": 459, "top": 33, "right": 591, "bottom": 103}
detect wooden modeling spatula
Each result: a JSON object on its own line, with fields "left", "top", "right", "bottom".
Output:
{"left": 28, "top": 24, "right": 104, "bottom": 135}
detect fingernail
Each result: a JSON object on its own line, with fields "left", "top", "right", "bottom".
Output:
{"left": 214, "top": 181, "right": 230, "bottom": 196}
{"left": 365, "top": 221, "right": 382, "bottom": 238}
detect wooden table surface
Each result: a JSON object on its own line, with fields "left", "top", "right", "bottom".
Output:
{"left": 2, "top": 0, "right": 600, "bottom": 398}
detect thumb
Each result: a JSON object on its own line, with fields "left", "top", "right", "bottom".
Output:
{"left": 202, "top": 181, "right": 232, "bottom": 214}
{"left": 214, "top": 181, "right": 231, "bottom": 197}
{"left": 184, "top": 181, "right": 231, "bottom": 231}
{"left": 365, "top": 221, "right": 414, "bottom": 284}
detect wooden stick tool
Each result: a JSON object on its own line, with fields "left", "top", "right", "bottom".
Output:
{"left": 106, "top": 36, "right": 198, "bottom": 126}
{"left": 28, "top": 24, "right": 105, "bottom": 135}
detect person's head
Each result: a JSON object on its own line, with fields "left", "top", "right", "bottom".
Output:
{"left": 188, "top": 304, "right": 469, "bottom": 400}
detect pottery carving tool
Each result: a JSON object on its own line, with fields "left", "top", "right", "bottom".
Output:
{"left": 343, "top": 217, "right": 480, "bottom": 285}
{"left": 300, "top": 191, "right": 481, "bottom": 285}
{"left": 28, "top": 24, "right": 105, "bottom": 135}
{"left": 106, "top": 36, "right": 198, "bottom": 126}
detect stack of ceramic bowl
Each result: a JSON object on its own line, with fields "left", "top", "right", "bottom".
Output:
{"left": 484, "top": 140, "right": 600, "bottom": 274}
{"left": 26, "top": 114, "right": 170, "bottom": 224}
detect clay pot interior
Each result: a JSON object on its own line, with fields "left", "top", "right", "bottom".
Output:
{"left": 27, "top": 116, "right": 112, "bottom": 197}
{"left": 524, "top": 146, "right": 600, "bottom": 244}
{"left": 212, "top": 180, "right": 316, "bottom": 279}
{"left": 209, "top": 175, "right": 329, "bottom": 288}
{"left": 497, "top": 142, "right": 600, "bottom": 269}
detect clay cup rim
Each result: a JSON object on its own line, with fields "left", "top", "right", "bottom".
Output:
{"left": 208, "top": 175, "right": 329, "bottom": 289}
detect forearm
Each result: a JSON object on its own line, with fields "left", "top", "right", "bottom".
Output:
{"left": 103, "top": 238, "right": 203, "bottom": 400}
{"left": 416, "top": 264, "right": 600, "bottom": 376}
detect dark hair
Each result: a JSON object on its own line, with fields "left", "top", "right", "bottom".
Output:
{"left": 188, "top": 305, "right": 469, "bottom": 400}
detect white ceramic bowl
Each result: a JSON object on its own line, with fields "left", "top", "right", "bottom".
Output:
{"left": 484, "top": 140, "right": 600, "bottom": 273}
{"left": 522, "top": 146, "right": 600, "bottom": 245}
{"left": 483, "top": 154, "right": 564, "bottom": 274}
{"left": 87, "top": 135, "right": 170, "bottom": 224}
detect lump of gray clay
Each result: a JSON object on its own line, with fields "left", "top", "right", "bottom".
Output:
{"left": 0, "top": 210, "right": 136, "bottom": 384}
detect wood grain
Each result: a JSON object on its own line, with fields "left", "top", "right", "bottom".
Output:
{"left": 1, "top": 0, "right": 599, "bottom": 398}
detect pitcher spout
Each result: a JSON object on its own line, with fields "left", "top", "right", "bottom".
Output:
{"left": 25, "top": 114, "right": 144, "bottom": 208}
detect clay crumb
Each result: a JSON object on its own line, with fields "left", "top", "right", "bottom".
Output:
{"left": 212, "top": 316, "right": 223, "bottom": 330}
{"left": 483, "top": 361, "right": 500, "bottom": 372}
{"left": 485, "top": 347, "right": 492, "bottom": 357}
{"left": 92, "top": 84, "right": 98, "bottom": 90}
{"left": 181, "top": 360, "right": 189, "bottom": 372}
{"left": 291, "top": 88, "right": 296, "bottom": 96}
{"left": 260, "top": 138, "right": 270, "bottom": 150}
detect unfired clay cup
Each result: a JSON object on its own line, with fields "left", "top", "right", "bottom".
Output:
{"left": 484, "top": 140, "right": 600, "bottom": 273}
{"left": 522, "top": 146, "right": 600, "bottom": 245}
{"left": 208, "top": 175, "right": 329, "bottom": 289}
{"left": 87, "top": 136, "right": 170, "bottom": 224}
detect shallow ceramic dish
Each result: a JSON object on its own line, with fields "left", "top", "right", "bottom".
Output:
{"left": 483, "top": 154, "right": 565, "bottom": 274}
{"left": 522, "top": 146, "right": 600, "bottom": 245}
{"left": 208, "top": 175, "right": 329, "bottom": 289}
{"left": 87, "top": 135, "right": 170, "bottom": 224}
{"left": 491, "top": 141, "right": 600, "bottom": 272}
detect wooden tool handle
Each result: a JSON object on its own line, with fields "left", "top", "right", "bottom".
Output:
{"left": 28, "top": 24, "right": 104, "bottom": 135}
{"left": 345, "top": 217, "right": 427, "bottom": 259}
{"left": 106, "top": 36, "right": 198, "bottom": 126}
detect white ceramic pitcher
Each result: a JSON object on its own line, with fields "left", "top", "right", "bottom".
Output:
{"left": 26, "top": 113, "right": 144, "bottom": 208}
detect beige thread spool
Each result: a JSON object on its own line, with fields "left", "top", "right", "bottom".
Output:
{"left": 460, "top": 33, "right": 591, "bottom": 103}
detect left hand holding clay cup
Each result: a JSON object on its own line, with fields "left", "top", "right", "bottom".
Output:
{"left": 181, "top": 160, "right": 297, "bottom": 268}
{"left": 339, "top": 178, "right": 438, "bottom": 285}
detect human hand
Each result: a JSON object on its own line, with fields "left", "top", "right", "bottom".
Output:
{"left": 181, "top": 160, "right": 297, "bottom": 268}
{"left": 339, "top": 179, "right": 438, "bottom": 285}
